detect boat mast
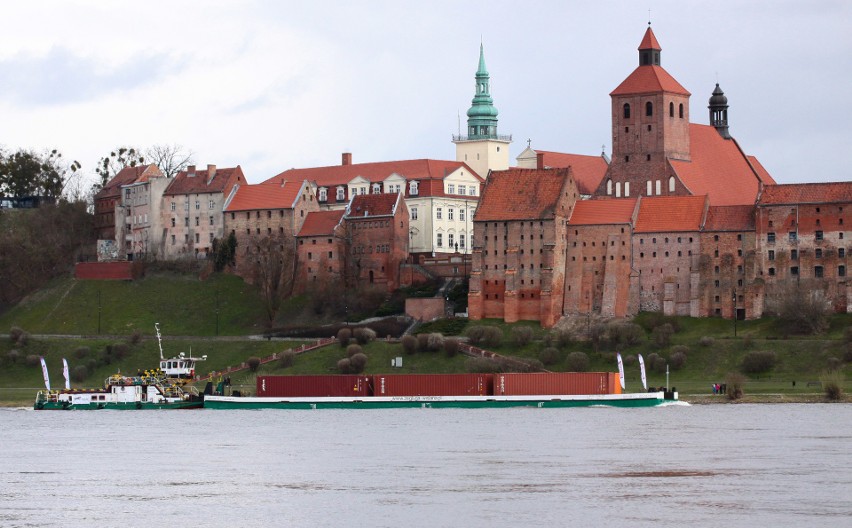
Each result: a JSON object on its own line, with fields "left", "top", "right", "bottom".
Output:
{"left": 155, "top": 323, "right": 164, "bottom": 361}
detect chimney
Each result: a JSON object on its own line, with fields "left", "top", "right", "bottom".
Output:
{"left": 536, "top": 152, "right": 545, "bottom": 170}
{"left": 187, "top": 165, "right": 196, "bottom": 177}
{"left": 342, "top": 152, "right": 352, "bottom": 166}
{"left": 207, "top": 164, "right": 217, "bottom": 181}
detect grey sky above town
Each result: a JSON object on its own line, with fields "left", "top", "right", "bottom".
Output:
{"left": 1, "top": 0, "right": 850, "bottom": 187}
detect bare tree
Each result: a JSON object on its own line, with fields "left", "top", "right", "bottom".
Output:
{"left": 253, "top": 234, "right": 297, "bottom": 322}
{"left": 94, "top": 146, "right": 144, "bottom": 189}
{"left": 146, "top": 144, "right": 194, "bottom": 178}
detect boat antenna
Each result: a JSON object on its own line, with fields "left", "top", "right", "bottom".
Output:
{"left": 155, "top": 323, "right": 164, "bottom": 360}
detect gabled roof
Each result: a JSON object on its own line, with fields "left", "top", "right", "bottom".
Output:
{"left": 265, "top": 159, "right": 482, "bottom": 188}
{"left": 634, "top": 195, "right": 707, "bottom": 233}
{"left": 610, "top": 65, "right": 690, "bottom": 96}
{"left": 298, "top": 209, "right": 345, "bottom": 237}
{"left": 569, "top": 198, "right": 637, "bottom": 226}
{"left": 95, "top": 164, "right": 163, "bottom": 199}
{"left": 703, "top": 205, "right": 755, "bottom": 232}
{"left": 345, "top": 193, "right": 400, "bottom": 218}
{"left": 533, "top": 151, "right": 608, "bottom": 195}
{"left": 224, "top": 180, "right": 305, "bottom": 212}
{"left": 165, "top": 166, "right": 245, "bottom": 196}
{"left": 669, "top": 124, "right": 766, "bottom": 206}
{"left": 475, "top": 168, "right": 574, "bottom": 221}
{"left": 757, "top": 182, "right": 852, "bottom": 205}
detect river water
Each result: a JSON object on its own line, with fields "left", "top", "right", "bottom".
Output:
{"left": 0, "top": 404, "right": 850, "bottom": 527}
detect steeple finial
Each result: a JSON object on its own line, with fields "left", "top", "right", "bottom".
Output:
{"left": 648, "top": 8, "right": 651, "bottom": 26}
{"left": 464, "top": 44, "right": 499, "bottom": 140}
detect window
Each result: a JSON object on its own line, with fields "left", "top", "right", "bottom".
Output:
{"left": 184, "top": 218, "right": 189, "bottom": 227}
{"left": 623, "top": 103, "right": 631, "bottom": 119}
{"left": 195, "top": 217, "right": 200, "bottom": 227}
{"left": 449, "top": 233, "right": 455, "bottom": 248}
{"left": 409, "top": 180, "right": 419, "bottom": 195}
{"left": 448, "top": 209, "right": 454, "bottom": 221}
{"left": 669, "top": 102, "right": 674, "bottom": 117}
{"left": 184, "top": 201, "right": 189, "bottom": 211}
{"left": 437, "top": 233, "right": 443, "bottom": 247}
{"left": 645, "top": 101, "right": 653, "bottom": 116}
{"left": 170, "top": 202, "right": 176, "bottom": 211}
{"left": 209, "top": 233, "right": 214, "bottom": 242}
{"left": 447, "top": 184, "right": 455, "bottom": 194}
{"left": 171, "top": 218, "right": 176, "bottom": 228}
{"left": 469, "top": 186, "right": 476, "bottom": 196}
{"left": 814, "top": 266, "right": 824, "bottom": 278}
{"left": 459, "top": 208, "right": 465, "bottom": 221}
{"left": 768, "top": 250, "right": 775, "bottom": 261}
{"left": 411, "top": 207, "right": 418, "bottom": 220}
{"left": 790, "top": 266, "right": 799, "bottom": 276}
{"left": 815, "top": 230, "right": 824, "bottom": 241}
{"left": 372, "top": 183, "right": 381, "bottom": 194}
{"left": 336, "top": 187, "right": 345, "bottom": 201}
{"left": 458, "top": 185, "right": 466, "bottom": 195}
{"left": 768, "top": 267, "right": 775, "bottom": 276}
{"left": 171, "top": 235, "right": 175, "bottom": 245}
{"left": 195, "top": 200, "right": 200, "bottom": 210}
{"left": 195, "top": 233, "right": 200, "bottom": 243}
{"left": 679, "top": 103, "right": 684, "bottom": 118}
{"left": 460, "top": 234, "right": 466, "bottom": 249}
{"left": 791, "top": 249, "right": 798, "bottom": 260}
{"left": 789, "top": 232, "right": 797, "bottom": 242}
{"left": 839, "top": 248, "right": 846, "bottom": 258}
{"left": 436, "top": 208, "right": 442, "bottom": 220}
{"left": 647, "top": 181, "right": 652, "bottom": 196}
{"left": 655, "top": 180, "right": 661, "bottom": 195}
{"left": 606, "top": 179, "right": 613, "bottom": 195}
{"left": 318, "top": 188, "right": 327, "bottom": 201}
{"left": 209, "top": 216, "right": 214, "bottom": 226}
{"left": 767, "top": 232, "right": 776, "bottom": 243}
{"left": 209, "top": 200, "right": 215, "bottom": 209}
{"left": 816, "top": 249, "right": 823, "bottom": 259}
{"left": 840, "top": 265, "right": 847, "bottom": 277}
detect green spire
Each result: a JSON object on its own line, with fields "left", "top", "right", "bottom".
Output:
{"left": 466, "top": 43, "right": 499, "bottom": 139}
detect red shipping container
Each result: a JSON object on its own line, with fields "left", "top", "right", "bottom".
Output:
{"left": 373, "top": 374, "right": 492, "bottom": 397}
{"left": 492, "top": 372, "right": 618, "bottom": 396}
{"left": 256, "top": 375, "right": 371, "bottom": 397}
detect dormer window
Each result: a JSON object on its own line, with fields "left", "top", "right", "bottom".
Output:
{"left": 318, "top": 187, "right": 327, "bottom": 201}
{"left": 336, "top": 186, "right": 345, "bottom": 201}
{"left": 409, "top": 180, "right": 419, "bottom": 195}
{"left": 469, "top": 186, "right": 476, "bottom": 196}
{"left": 448, "top": 184, "right": 455, "bottom": 194}
{"left": 458, "top": 184, "right": 466, "bottom": 195}
{"left": 372, "top": 183, "right": 381, "bottom": 194}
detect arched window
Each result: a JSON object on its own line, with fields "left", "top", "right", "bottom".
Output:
{"left": 645, "top": 102, "right": 653, "bottom": 116}
{"left": 646, "top": 180, "right": 653, "bottom": 196}
{"left": 623, "top": 103, "right": 631, "bottom": 119}
{"left": 668, "top": 176, "right": 676, "bottom": 193}
{"left": 615, "top": 182, "right": 622, "bottom": 198}
{"left": 669, "top": 102, "right": 674, "bottom": 117}
{"left": 655, "top": 180, "right": 662, "bottom": 195}
{"left": 679, "top": 103, "right": 684, "bottom": 118}
{"left": 606, "top": 179, "right": 612, "bottom": 195}
{"left": 624, "top": 182, "right": 630, "bottom": 197}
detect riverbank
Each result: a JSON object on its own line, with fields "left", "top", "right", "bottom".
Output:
{"left": 682, "top": 393, "right": 850, "bottom": 404}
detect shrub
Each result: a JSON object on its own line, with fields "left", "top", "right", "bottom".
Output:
{"left": 279, "top": 350, "right": 295, "bottom": 368}
{"left": 610, "top": 323, "right": 644, "bottom": 347}
{"left": 725, "top": 372, "right": 746, "bottom": 400}
{"left": 539, "top": 347, "right": 560, "bottom": 366}
{"left": 820, "top": 370, "right": 844, "bottom": 401}
{"left": 844, "top": 326, "right": 852, "bottom": 345}
{"left": 652, "top": 356, "right": 668, "bottom": 374}
{"left": 482, "top": 327, "right": 503, "bottom": 348}
{"left": 640, "top": 313, "right": 681, "bottom": 333}
{"left": 71, "top": 365, "right": 88, "bottom": 383}
{"left": 444, "top": 338, "right": 460, "bottom": 358}
{"left": 775, "top": 286, "right": 831, "bottom": 335}
{"left": 826, "top": 357, "right": 842, "bottom": 372}
{"left": 652, "top": 324, "right": 674, "bottom": 348}
{"left": 511, "top": 327, "right": 534, "bottom": 347}
{"left": 516, "top": 357, "right": 545, "bottom": 372}
{"left": 353, "top": 327, "right": 376, "bottom": 345}
{"left": 129, "top": 331, "right": 142, "bottom": 345}
{"left": 349, "top": 353, "right": 368, "bottom": 373}
{"left": 86, "top": 359, "right": 98, "bottom": 372}
{"left": 742, "top": 335, "right": 754, "bottom": 349}
{"left": 622, "top": 354, "right": 636, "bottom": 366}
{"left": 741, "top": 350, "right": 777, "bottom": 374}
{"left": 346, "top": 344, "right": 363, "bottom": 358}
{"left": 246, "top": 357, "right": 261, "bottom": 372}
{"left": 669, "top": 351, "right": 687, "bottom": 370}
{"left": 74, "top": 346, "right": 90, "bottom": 359}
{"left": 464, "top": 357, "right": 502, "bottom": 373}
{"left": 10, "top": 326, "right": 24, "bottom": 343}
{"left": 844, "top": 344, "right": 852, "bottom": 364}
{"left": 417, "top": 333, "right": 430, "bottom": 352}
{"left": 699, "top": 336, "right": 715, "bottom": 347}
{"left": 549, "top": 328, "right": 575, "bottom": 348}
{"left": 111, "top": 343, "right": 130, "bottom": 360}
{"left": 465, "top": 325, "right": 487, "bottom": 346}
{"left": 589, "top": 323, "right": 609, "bottom": 351}
{"left": 26, "top": 354, "right": 40, "bottom": 367}
{"left": 646, "top": 352, "right": 660, "bottom": 366}
{"left": 670, "top": 345, "right": 689, "bottom": 357}
{"left": 401, "top": 335, "right": 418, "bottom": 355}
{"left": 337, "top": 358, "right": 352, "bottom": 374}
{"left": 427, "top": 333, "right": 444, "bottom": 352}
{"left": 337, "top": 328, "right": 352, "bottom": 347}
{"left": 566, "top": 351, "right": 590, "bottom": 372}
{"left": 7, "top": 349, "right": 20, "bottom": 363}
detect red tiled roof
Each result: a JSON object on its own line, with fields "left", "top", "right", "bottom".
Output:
{"left": 95, "top": 164, "right": 162, "bottom": 199}
{"left": 639, "top": 27, "right": 661, "bottom": 50}
{"left": 298, "top": 209, "right": 345, "bottom": 237}
{"left": 669, "top": 124, "right": 764, "bottom": 206}
{"left": 757, "top": 182, "right": 852, "bottom": 205}
{"left": 610, "top": 65, "right": 690, "bottom": 96}
{"left": 746, "top": 156, "right": 776, "bottom": 185}
{"left": 634, "top": 195, "right": 707, "bottom": 233}
{"left": 568, "top": 198, "right": 637, "bottom": 225}
{"left": 224, "top": 181, "right": 304, "bottom": 212}
{"left": 165, "top": 166, "right": 245, "bottom": 196}
{"left": 475, "top": 168, "right": 573, "bottom": 221}
{"left": 346, "top": 193, "right": 400, "bottom": 218}
{"left": 535, "top": 151, "right": 608, "bottom": 195}
{"left": 265, "top": 159, "right": 482, "bottom": 188}
{"left": 703, "top": 205, "right": 755, "bottom": 232}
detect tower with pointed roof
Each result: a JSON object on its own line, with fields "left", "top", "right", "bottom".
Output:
{"left": 453, "top": 44, "right": 511, "bottom": 179}
{"left": 708, "top": 83, "right": 731, "bottom": 139}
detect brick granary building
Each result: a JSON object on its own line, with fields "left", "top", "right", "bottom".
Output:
{"left": 468, "top": 27, "right": 851, "bottom": 327}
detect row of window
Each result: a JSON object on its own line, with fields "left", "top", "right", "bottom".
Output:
{"left": 318, "top": 181, "right": 479, "bottom": 202}
{"left": 305, "top": 251, "right": 334, "bottom": 260}
{"left": 605, "top": 177, "right": 677, "bottom": 198}
{"left": 435, "top": 208, "right": 471, "bottom": 221}
{"left": 436, "top": 233, "right": 466, "bottom": 249}
{"left": 170, "top": 233, "right": 213, "bottom": 245}
{"left": 767, "top": 231, "right": 844, "bottom": 243}
{"left": 352, "top": 245, "right": 391, "bottom": 254}
{"left": 622, "top": 102, "right": 684, "bottom": 119}
{"left": 766, "top": 265, "right": 846, "bottom": 278}
{"left": 769, "top": 247, "right": 847, "bottom": 260}
{"left": 170, "top": 199, "right": 216, "bottom": 212}
{"left": 171, "top": 216, "right": 215, "bottom": 228}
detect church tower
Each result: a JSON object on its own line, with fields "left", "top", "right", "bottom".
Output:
{"left": 601, "top": 26, "right": 692, "bottom": 198}
{"left": 708, "top": 83, "right": 731, "bottom": 139}
{"left": 454, "top": 44, "right": 511, "bottom": 179}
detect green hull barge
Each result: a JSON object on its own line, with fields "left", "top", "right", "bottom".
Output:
{"left": 203, "top": 392, "right": 676, "bottom": 410}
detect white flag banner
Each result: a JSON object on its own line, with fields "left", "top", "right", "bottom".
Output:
{"left": 638, "top": 354, "right": 647, "bottom": 391}
{"left": 62, "top": 358, "right": 71, "bottom": 390}
{"left": 616, "top": 353, "right": 625, "bottom": 390}
{"left": 40, "top": 357, "right": 51, "bottom": 391}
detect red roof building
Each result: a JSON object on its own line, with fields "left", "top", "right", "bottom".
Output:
{"left": 94, "top": 164, "right": 163, "bottom": 241}
{"left": 342, "top": 193, "right": 409, "bottom": 291}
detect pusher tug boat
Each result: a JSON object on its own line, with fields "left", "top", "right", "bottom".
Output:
{"left": 33, "top": 323, "right": 205, "bottom": 410}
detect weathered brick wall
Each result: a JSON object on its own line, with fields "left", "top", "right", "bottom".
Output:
{"left": 74, "top": 261, "right": 134, "bottom": 280}
{"left": 632, "top": 231, "right": 700, "bottom": 314}
{"left": 295, "top": 232, "right": 344, "bottom": 293}
{"left": 405, "top": 297, "right": 446, "bottom": 322}
{"left": 344, "top": 204, "right": 409, "bottom": 291}
{"left": 564, "top": 224, "right": 634, "bottom": 317}
{"left": 697, "top": 231, "right": 759, "bottom": 318}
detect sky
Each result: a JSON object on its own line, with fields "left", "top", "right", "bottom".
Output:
{"left": 1, "top": 0, "right": 850, "bottom": 188}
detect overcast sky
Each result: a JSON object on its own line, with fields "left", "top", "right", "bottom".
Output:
{"left": 1, "top": 1, "right": 850, "bottom": 188}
